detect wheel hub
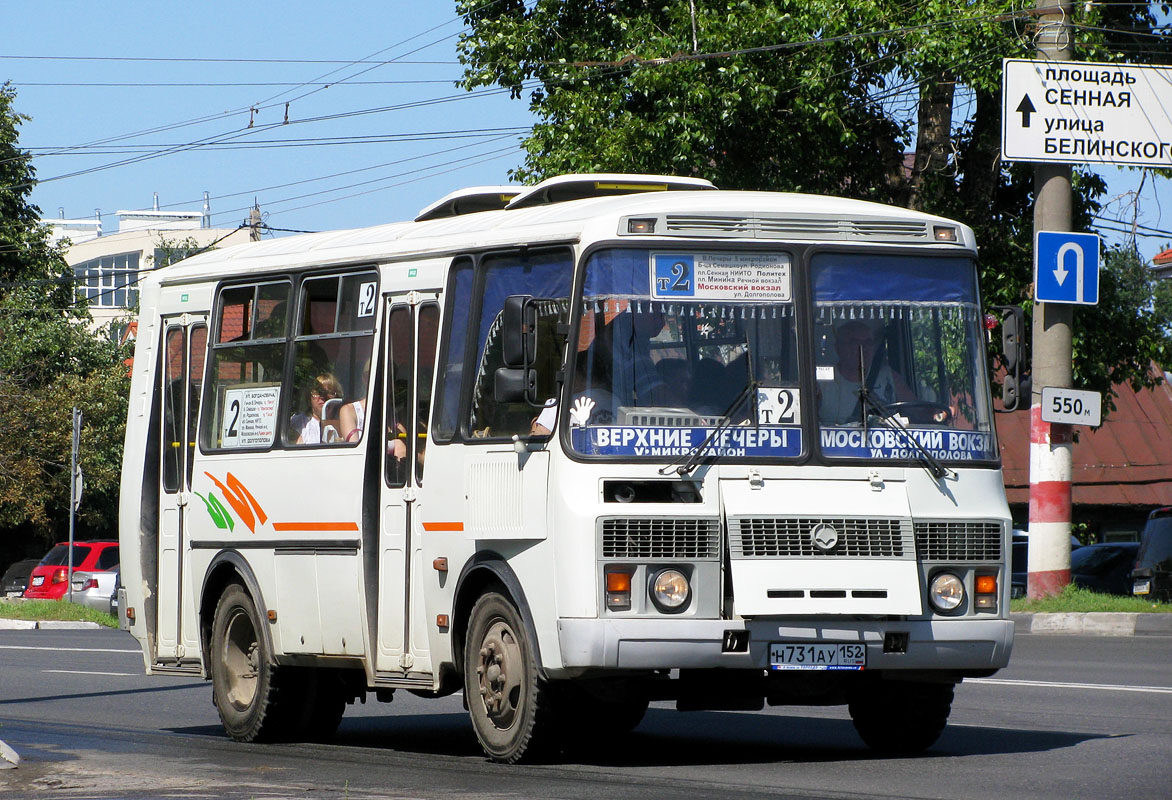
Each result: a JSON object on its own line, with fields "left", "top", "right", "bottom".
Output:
{"left": 475, "top": 620, "right": 521, "bottom": 729}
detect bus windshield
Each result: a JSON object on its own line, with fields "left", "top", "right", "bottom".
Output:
{"left": 812, "top": 252, "right": 996, "bottom": 464}
{"left": 569, "top": 248, "right": 802, "bottom": 460}
{"left": 567, "top": 247, "right": 995, "bottom": 465}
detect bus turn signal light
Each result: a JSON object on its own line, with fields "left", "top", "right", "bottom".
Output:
{"left": 975, "top": 575, "right": 997, "bottom": 610}
{"left": 606, "top": 571, "right": 632, "bottom": 611}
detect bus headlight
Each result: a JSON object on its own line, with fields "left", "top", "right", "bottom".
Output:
{"left": 649, "top": 569, "right": 690, "bottom": 613}
{"left": 928, "top": 572, "right": 965, "bottom": 613}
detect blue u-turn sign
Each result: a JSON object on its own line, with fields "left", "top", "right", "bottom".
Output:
{"left": 1035, "top": 231, "right": 1100, "bottom": 305}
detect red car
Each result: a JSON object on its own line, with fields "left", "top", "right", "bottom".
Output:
{"left": 23, "top": 541, "right": 119, "bottom": 600}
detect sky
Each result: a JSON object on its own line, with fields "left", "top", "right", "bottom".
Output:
{"left": 5, "top": 2, "right": 1170, "bottom": 262}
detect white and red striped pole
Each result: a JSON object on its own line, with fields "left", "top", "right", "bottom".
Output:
{"left": 1028, "top": 405, "right": 1072, "bottom": 596}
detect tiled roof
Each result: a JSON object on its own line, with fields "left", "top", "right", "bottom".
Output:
{"left": 998, "top": 363, "right": 1172, "bottom": 507}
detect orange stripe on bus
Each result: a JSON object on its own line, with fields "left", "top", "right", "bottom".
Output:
{"left": 422, "top": 522, "right": 464, "bottom": 532}
{"left": 271, "top": 522, "right": 360, "bottom": 532}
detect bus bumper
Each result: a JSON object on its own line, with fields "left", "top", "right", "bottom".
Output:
{"left": 557, "top": 617, "right": 1014, "bottom": 672}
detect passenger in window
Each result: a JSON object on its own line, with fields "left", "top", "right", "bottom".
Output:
{"left": 530, "top": 398, "right": 558, "bottom": 437}
{"left": 339, "top": 360, "right": 372, "bottom": 443}
{"left": 291, "top": 373, "right": 344, "bottom": 444}
{"left": 819, "top": 320, "right": 914, "bottom": 425}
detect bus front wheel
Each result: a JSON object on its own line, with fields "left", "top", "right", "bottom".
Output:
{"left": 463, "top": 592, "right": 553, "bottom": 763}
{"left": 848, "top": 679, "right": 955, "bottom": 754}
{"left": 210, "top": 583, "right": 291, "bottom": 742}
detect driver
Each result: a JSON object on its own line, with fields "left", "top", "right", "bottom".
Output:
{"left": 819, "top": 320, "right": 914, "bottom": 425}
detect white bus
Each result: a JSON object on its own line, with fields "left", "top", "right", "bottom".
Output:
{"left": 118, "top": 174, "right": 1014, "bottom": 763}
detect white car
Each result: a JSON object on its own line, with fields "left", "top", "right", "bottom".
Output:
{"left": 68, "top": 570, "right": 118, "bottom": 614}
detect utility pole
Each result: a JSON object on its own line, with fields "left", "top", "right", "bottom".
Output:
{"left": 67, "top": 408, "right": 82, "bottom": 603}
{"left": 249, "top": 200, "right": 262, "bottom": 242}
{"left": 1028, "top": 0, "right": 1074, "bottom": 598}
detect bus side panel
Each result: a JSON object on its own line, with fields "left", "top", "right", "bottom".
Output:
{"left": 186, "top": 450, "right": 368, "bottom": 659}
{"left": 417, "top": 444, "right": 565, "bottom": 674}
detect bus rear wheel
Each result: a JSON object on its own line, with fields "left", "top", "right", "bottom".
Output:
{"left": 463, "top": 592, "right": 553, "bottom": 763}
{"left": 848, "top": 679, "right": 955, "bottom": 755}
{"left": 210, "top": 583, "right": 294, "bottom": 742}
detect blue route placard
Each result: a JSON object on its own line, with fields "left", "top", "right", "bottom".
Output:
{"left": 1035, "top": 231, "right": 1100, "bottom": 305}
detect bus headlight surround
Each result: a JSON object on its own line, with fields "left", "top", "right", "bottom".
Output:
{"left": 928, "top": 572, "right": 965, "bottom": 613}
{"left": 649, "top": 568, "right": 691, "bottom": 613}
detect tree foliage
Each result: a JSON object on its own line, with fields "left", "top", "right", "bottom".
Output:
{"left": 456, "top": 1, "right": 1172, "bottom": 405}
{"left": 0, "top": 84, "right": 130, "bottom": 561}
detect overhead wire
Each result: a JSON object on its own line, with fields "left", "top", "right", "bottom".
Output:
{"left": 24, "top": 127, "right": 532, "bottom": 156}
{"left": 6, "top": 0, "right": 533, "bottom": 168}
{"left": 10, "top": 4, "right": 1168, "bottom": 228}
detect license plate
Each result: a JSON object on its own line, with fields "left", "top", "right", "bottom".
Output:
{"left": 5, "top": 590, "right": 22, "bottom": 598}
{"left": 1133, "top": 579, "right": 1151, "bottom": 596}
{"left": 770, "top": 642, "right": 866, "bottom": 671}
{"left": 31, "top": 576, "right": 44, "bottom": 587}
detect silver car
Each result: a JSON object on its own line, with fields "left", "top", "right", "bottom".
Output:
{"left": 69, "top": 569, "right": 118, "bottom": 614}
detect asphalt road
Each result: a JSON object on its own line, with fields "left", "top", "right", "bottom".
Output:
{"left": 1, "top": 628, "right": 1169, "bottom": 799}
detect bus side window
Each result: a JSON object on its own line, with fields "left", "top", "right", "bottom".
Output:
{"left": 285, "top": 271, "right": 377, "bottom": 447}
{"left": 466, "top": 249, "right": 572, "bottom": 440}
{"left": 202, "top": 281, "right": 289, "bottom": 451}
{"left": 385, "top": 305, "right": 412, "bottom": 488}
{"left": 415, "top": 303, "right": 439, "bottom": 483}
{"left": 432, "top": 258, "right": 474, "bottom": 442}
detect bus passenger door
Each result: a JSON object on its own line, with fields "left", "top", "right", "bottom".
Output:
{"left": 156, "top": 315, "right": 207, "bottom": 662}
{"left": 375, "top": 297, "right": 438, "bottom": 675}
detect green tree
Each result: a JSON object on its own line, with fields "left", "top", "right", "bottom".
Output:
{"left": 0, "top": 84, "right": 130, "bottom": 561}
{"left": 456, "top": 1, "right": 1171, "bottom": 405}
{"left": 1078, "top": 247, "right": 1172, "bottom": 409}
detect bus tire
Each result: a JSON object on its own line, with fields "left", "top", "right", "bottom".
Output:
{"left": 848, "top": 680, "right": 954, "bottom": 755}
{"left": 210, "top": 583, "right": 292, "bottom": 742}
{"left": 463, "top": 591, "right": 553, "bottom": 763}
{"left": 296, "top": 668, "right": 347, "bottom": 742}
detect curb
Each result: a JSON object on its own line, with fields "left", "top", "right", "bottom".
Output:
{"left": 1012, "top": 612, "right": 1172, "bottom": 636}
{"left": 0, "top": 738, "right": 19, "bottom": 770}
{"left": 0, "top": 619, "right": 102, "bottom": 630}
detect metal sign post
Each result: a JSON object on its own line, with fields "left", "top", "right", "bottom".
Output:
{"left": 1021, "top": 0, "right": 1075, "bottom": 600}
{"left": 67, "top": 408, "right": 81, "bottom": 603}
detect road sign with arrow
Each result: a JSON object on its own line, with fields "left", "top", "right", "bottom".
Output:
{"left": 1035, "top": 231, "right": 1100, "bottom": 306}
{"left": 1002, "top": 58, "right": 1172, "bottom": 167}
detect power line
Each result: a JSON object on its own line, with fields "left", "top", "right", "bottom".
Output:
{"left": 208, "top": 141, "right": 523, "bottom": 222}
{"left": 0, "top": 54, "right": 460, "bottom": 65}
{"left": 12, "top": 79, "right": 459, "bottom": 88}
{"left": 10, "top": 82, "right": 533, "bottom": 188}
{"left": 24, "top": 127, "right": 532, "bottom": 155}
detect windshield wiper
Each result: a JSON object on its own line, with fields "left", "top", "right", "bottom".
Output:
{"left": 857, "top": 387, "right": 953, "bottom": 481}
{"left": 660, "top": 379, "right": 760, "bottom": 476}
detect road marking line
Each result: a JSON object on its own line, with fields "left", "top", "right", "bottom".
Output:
{"left": 42, "top": 669, "right": 139, "bottom": 677}
{"left": 969, "top": 677, "right": 1172, "bottom": 695}
{"left": 0, "top": 645, "right": 139, "bottom": 654}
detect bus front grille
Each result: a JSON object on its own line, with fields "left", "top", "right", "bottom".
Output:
{"left": 914, "top": 521, "right": 1003, "bottom": 561}
{"left": 729, "top": 517, "right": 912, "bottom": 558}
{"left": 601, "top": 518, "right": 720, "bottom": 560}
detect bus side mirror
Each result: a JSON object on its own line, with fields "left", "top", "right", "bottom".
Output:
{"left": 495, "top": 366, "right": 536, "bottom": 404}
{"left": 496, "top": 295, "right": 538, "bottom": 405}
{"left": 501, "top": 295, "right": 536, "bottom": 368}
{"left": 993, "top": 305, "right": 1031, "bottom": 412}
